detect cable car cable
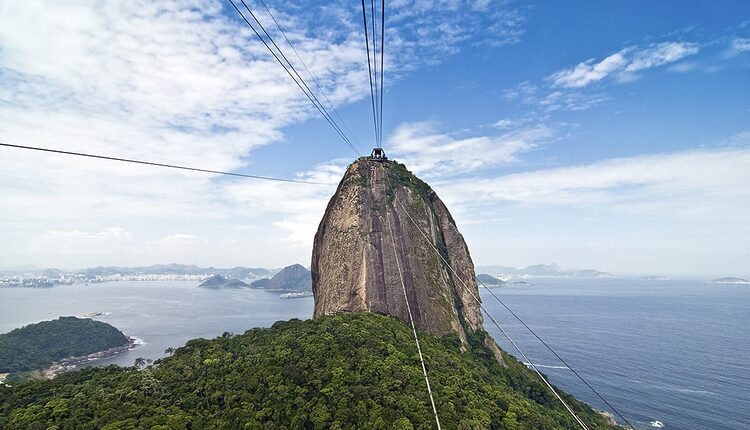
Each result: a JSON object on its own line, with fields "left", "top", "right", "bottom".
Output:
{"left": 227, "top": 0, "right": 360, "bottom": 156}
{"left": 0, "top": 142, "right": 327, "bottom": 185}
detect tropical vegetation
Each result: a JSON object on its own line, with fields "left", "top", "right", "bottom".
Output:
{"left": 0, "top": 313, "right": 617, "bottom": 429}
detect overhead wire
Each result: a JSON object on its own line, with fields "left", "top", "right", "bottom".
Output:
{"left": 6, "top": 1, "right": 631, "bottom": 425}
{"left": 236, "top": 0, "right": 359, "bottom": 155}
{"left": 237, "top": 0, "right": 357, "bottom": 154}
{"left": 360, "top": 3, "right": 444, "bottom": 426}
{"left": 360, "top": 0, "right": 379, "bottom": 149}
{"left": 383, "top": 170, "right": 442, "bottom": 430}
{"left": 370, "top": 0, "right": 380, "bottom": 146}
{"left": 476, "top": 280, "right": 637, "bottom": 429}
{"left": 256, "top": 0, "right": 358, "bottom": 142}
{"left": 396, "top": 184, "right": 637, "bottom": 427}
{"left": 356, "top": 0, "right": 627, "bottom": 424}
{"left": 226, "top": 0, "right": 360, "bottom": 156}
{"left": 378, "top": 0, "right": 385, "bottom": 146}
{"left": 390, "top": 192, "right": 590, "bottom": 430}
{"left": 0, "top": 142, "right": 327, "bottom": 185}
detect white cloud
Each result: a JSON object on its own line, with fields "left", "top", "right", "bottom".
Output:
{"left": 387, "top": 0, "right": 526, "bottom": 57}
{"left": 490, "top": 116, "right": 536, "bottom": 130}
{"left": 29, "top": 228, "right": 133, "bottom": 257}
{"left": 437, "top": 140, "right": 750, "bottom": 277}
{"left": 43, "top": 228, "right": 132, "bottom": 241}
{"left": 723, "top": 37, "right": 750, "bottom": 58}
{"left": 667, "top": 61, "right": 698, "bottom": 73}
{"left": 0, "top": 0, "right": 524, "bottom": 268}
{"left": 219, "top": 160, "right": 345, "bottom": 248}
{"left": 549, "top": 42, "right": 699, "bottom": 88}
{"left": 492, "top": 119, "right": 517, "bottom": 129}
{"left": 503, "top": 81, "right": 607, "bottom": 112}
{"left": 387, "top": 121, "right": 559, "bottom": 177}
{"left": 549, "top": 49, "right": 630, "bottom": 88}
{"left": 624, "top": 42, "right": 700, "bottom": 72}
{"left": 537, "top": 90, "right": 609, "bottom": 112}
{"left": 437, "top": 144, "right": 750, "bottom": 215}
{"left": 157, "top": 234, "right": 198, "bottom": 245}
{"left": 503, "top": 41, "right": 699, "bottom": 113}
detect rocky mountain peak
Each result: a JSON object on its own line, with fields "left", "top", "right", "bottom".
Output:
{"left": 311, "top": 157, "right": 488, "bottom": 344}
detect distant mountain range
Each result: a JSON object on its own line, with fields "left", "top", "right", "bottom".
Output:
{"left": 1, "top": 264, "right": 277, "bottom": 280}
{"left": 475, "top": 263, "right": 614, "bottom": 279}
{"left": 80, "top": 264, "right": 276, "bottom": 280}
{"left": 2, "top": 262, "right": 612, "bottom": 281}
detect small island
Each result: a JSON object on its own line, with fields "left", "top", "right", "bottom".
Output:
{"left": 279, "top": 291, "right": 314, "bottom": 299}
{"left": 711, "top": 277, "right": 750, "bottom": 285}
{"left": 476, "top": 273, "right": 505, "bottom": 287}
{"left": 510, "top": 281, "right": 533, "bottom": 286}
{"left": 640, "top": 275, "right": 669, "bottom": 281}
{"left": 198, "top": 274, "right": 249, "bottom": 288}
{"left": 0, "top": 316, "right": 137, "bottom": 382}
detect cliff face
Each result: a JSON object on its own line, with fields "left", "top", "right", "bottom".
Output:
{"left": 311, "top": 158, "right": 485, "bottom": 342}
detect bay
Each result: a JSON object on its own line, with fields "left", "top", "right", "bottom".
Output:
{"left": 1, "top": 278, "right": 747, "bottom": 430}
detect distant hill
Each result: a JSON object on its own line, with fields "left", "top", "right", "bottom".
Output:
{"left": 268, "top": 264, "right": 312, "bottom": 291}
{"left": 250, "top": 278, "right": 271, "bottom": 288}
{"left": 0, "top": 317, "right": 130, "bottom": 374}
{"left": 476, "top": 273, "right": 505, "bottom": 286}
{"left": 476, "top": 263, "right": 613, "bottom": 278}
{"left": 711, "top": 277, "right": 749, "bottom": 285}
{"left": 198, "top": 275, "right": 249, "bottom": 289}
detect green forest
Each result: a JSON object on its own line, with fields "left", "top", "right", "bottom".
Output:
{"left": 0, "top": 313, "right": 617, "bottom": 429}
{"left": 0, "top": 316, "right": 130, "bottom": 374}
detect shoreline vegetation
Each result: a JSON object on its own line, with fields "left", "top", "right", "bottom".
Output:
{"left": 0, "top": 317, "right": 139, "bottom": 383}
{"left": 38, "top": 336, "right": 143, "bottom": 381}
{"left": 9, "top": 336, "right": 143, "bottom": 384}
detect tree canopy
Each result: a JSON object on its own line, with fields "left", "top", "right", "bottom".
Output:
{"left": 0, "top": 316, "right": 130, "bottom": 373}
{"left": 0, "top": 313, "right": 617, "bottom": 429}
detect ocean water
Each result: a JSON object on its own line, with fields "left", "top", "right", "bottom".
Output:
{"left": 0, "top": 278, "right": 747, "bottom": 429}
{"left": 481, "top": 278, "right": 750, "bottom": 430}
{"left": 0, "top": 282, "right": 312, "bottom": 370}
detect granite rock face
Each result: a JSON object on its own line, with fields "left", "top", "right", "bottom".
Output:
{"left": 311, "top": 158, "right": 488, "bottom": 345}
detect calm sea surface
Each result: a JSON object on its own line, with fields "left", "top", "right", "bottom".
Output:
{"left": 1, "top": 278, "right": 747, "bottom": 430}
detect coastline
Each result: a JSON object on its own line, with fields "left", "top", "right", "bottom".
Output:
{"left": 41, "top": 335, "right": 144, "bottom": 379}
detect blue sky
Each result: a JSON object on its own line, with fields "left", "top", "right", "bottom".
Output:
{"left": 1, "top": 1, "right": 748, "bottom": 277}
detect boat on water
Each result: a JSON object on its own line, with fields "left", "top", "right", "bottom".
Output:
{"left": 650, "top": 421, "right": 664, "bottom": 428}
{"left": 279, "top": 291, "right": 314, "bottom": 299}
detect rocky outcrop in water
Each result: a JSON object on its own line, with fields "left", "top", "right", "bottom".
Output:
{"left": 312, "top": 158, "right": 491, "bottom": 348}
{"left": 198, "top": 275, "right": 249, "bottom": 289}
